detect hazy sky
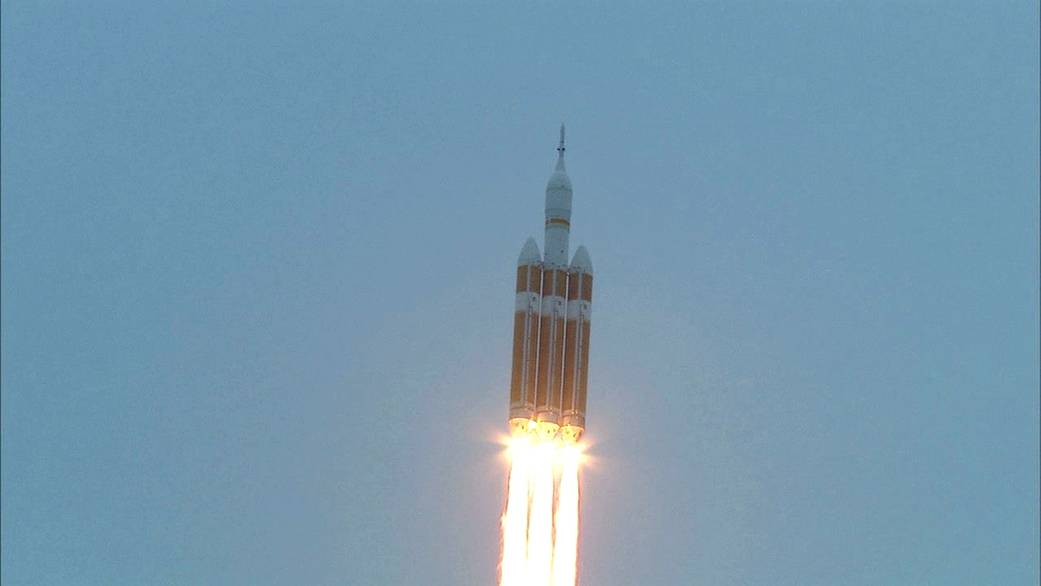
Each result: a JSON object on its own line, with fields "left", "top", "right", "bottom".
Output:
{"left": 2, "top": 2, "right": 1038, "bottom": 584}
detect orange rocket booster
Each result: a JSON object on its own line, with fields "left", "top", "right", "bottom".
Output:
{"left": 508, "top": 238, "right": 542, "bottom": 436}
{"left": 560, "top": 246, "right": 592, "bottom": 444}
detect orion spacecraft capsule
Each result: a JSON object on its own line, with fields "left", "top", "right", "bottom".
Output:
{"left": 507, "top": 125, "right": 594, "bottom": 443}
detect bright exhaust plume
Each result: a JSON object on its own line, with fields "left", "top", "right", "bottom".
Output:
{"left": 499, "top": 435, "right": 583, "bottom": 586}
{"left": 552, "top": 445, "right": 580, "bottom": 586}
{"left": 500, "top": 438, "right": 532, "bottom": 586}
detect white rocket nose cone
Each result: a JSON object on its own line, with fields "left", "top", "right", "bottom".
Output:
{"left": 517, "top": 237, "right": 542, "bottom": 265}
{"left": 546, "top": 161, "right": 572, "bottom": 193}
{"left": 569, "top": 245, "right": 592, "bottom": 273}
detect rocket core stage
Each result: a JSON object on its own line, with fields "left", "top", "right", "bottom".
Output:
{"left": 508, "top": 125, "right": 594, "bottom": 444}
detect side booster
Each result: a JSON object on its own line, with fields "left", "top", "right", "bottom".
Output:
{"left": 560, "top": 246, "right": 593, "bottom": 444}
{"left": 508, "top": 238, "right": 541, "bottom": 436}
{"left": 507, "top": 125, "right": 595, "bottom": 443}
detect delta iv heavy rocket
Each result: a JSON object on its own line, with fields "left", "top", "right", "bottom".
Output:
{"left": 508, "top": 125, "right": 594, "bottom": 444}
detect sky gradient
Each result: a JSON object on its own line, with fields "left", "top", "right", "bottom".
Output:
{"left": 2, "top": 2, "right": 1039, "bottom": 584}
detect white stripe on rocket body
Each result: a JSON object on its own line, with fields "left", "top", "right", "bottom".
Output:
{"left": 507, "top": 125, "right": 594, "bottom": 443}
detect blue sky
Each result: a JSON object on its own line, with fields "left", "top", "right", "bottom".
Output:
{"left": 2, "top": 2, "right": 1038, "bottom": 584}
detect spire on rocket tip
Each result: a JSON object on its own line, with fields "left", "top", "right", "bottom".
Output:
{"left": 555, "top": 123, "right": 566, "bottom": 171}
{"left": 547, "top": 123, "right": 571, "bottom": 191}
{"left": 517, "top": 237, "right": 541, "bottom": 265}
{"left": 570, "top": 245, "right": 592, "bottom": 273}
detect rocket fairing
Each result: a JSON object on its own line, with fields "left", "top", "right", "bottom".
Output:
{"left": 506, "top": 125, "right": 594, "bottom": 443}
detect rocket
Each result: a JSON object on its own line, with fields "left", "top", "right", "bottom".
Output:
{"left": 508, "top": 125, "right": 594, "bottom": 443}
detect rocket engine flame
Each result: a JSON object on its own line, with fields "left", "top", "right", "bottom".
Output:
{"left": 500, "top": 437, "right": 532, "bottom": 586}
{"left": 552, "top": 445, "right": 580, "bottom": 586}
{"left": 527, "top": 442, "right": 556, "bottom": 584}
{"left": 499, "top": 432, "right": 583, "bottom": 586}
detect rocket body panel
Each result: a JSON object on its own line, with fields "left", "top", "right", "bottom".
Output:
{"left": 543, "top": 175, "right": 571, "bottom": 268}
{"left": 543, "top": 223, "right": 571, "bottom": 269}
